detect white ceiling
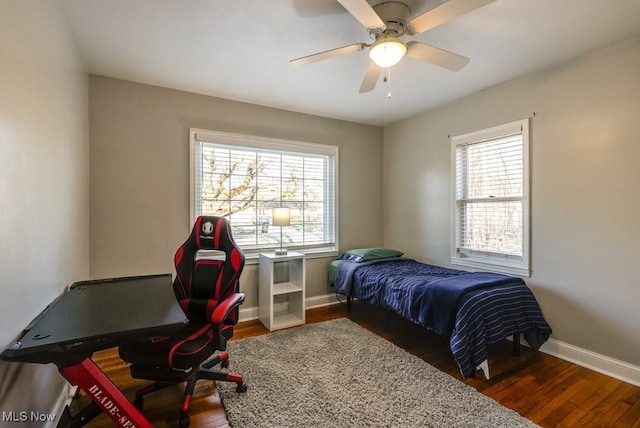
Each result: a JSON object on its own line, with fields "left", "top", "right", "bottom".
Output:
{"left": 59, "top": 0, "right": 640, "bottom": 126}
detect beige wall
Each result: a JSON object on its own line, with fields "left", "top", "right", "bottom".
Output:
{"left": 0, "top": 0, "right": 89, "bottom": 418}
{"left": 88, "top": 76, "right": 383, "bottom": 307}
{"left": 384, "top": 36, "right": 640, "bottom": 367}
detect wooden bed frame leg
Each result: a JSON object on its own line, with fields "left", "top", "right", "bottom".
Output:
{"left": 346, "top": 296, "right": 352, "bottom": 313}
{"left": 513, "top": 333, "right": 521, "bottom": 357}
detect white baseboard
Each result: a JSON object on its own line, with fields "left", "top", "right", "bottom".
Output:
{"left": 305, "top": 293, "right": 341, "bottom": 309}
{"left": 239, "top": 305, "right": 259, "bottom": 321}
{"left": 538, "top": 338, "right": 640, "bottom": 387}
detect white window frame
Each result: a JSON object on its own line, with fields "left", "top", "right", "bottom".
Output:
{"left": 451, "top": 119, "right": 530, "bottom": 277}
{"left": 190, "top": 128, "right": 339, "bottom": 257}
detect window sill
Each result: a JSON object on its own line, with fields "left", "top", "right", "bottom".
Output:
{"left": 244, "top": 247, "right": 339, "bottom": 265}
{"left": 451, "top": 257, "right": 530, "bottom": 278}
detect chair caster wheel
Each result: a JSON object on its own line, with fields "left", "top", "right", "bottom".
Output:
{"left": 179, "top": 411, "right": 190, "bottom": 427}
{"left": 221, "top": 359, "right": 229, "bottom": 369}
{"left": 236, "top": 382, "right": 248, "bottom": 393}
{"left": 133, "top": 397, "right": 144, "bottom": 411}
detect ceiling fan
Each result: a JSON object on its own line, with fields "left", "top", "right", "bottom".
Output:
{"left": 290, "top": 0, "right": 496, "bottom": 93}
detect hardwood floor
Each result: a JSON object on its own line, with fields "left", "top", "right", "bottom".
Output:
{"left": 77, "top": 302, "right": 640, "bottom": 427}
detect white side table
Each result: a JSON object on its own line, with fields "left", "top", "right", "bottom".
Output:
{"left": 258, "top": 251, "right": 306, "bottom": 331}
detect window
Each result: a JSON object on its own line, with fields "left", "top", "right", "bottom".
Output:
{"left": 451, "top": 119, "right": 530, "bottom": 276}
{"left": 190, "top": 129, "right": 337, "bottom": 254}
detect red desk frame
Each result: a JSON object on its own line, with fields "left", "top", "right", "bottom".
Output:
{"left": 61, "top": 358, "right": 152, "bottom": 428}
{"left": 1, "top": 274, "right": 188, "bottom": 427}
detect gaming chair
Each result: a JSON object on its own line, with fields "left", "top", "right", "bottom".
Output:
{"left": 118, "top": 216, "right": 247, "bottom": 427}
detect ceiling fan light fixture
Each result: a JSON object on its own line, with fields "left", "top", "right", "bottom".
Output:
{"left": 368, "top": 37, "right": 407, "bottom": 67}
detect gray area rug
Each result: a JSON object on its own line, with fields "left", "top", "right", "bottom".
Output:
{"left": 217, "top": 318, "right": 537, "bottom": 427}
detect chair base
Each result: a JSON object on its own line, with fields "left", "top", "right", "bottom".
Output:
{"left": 132, "top": 352, "right": 247, "bottom": 427}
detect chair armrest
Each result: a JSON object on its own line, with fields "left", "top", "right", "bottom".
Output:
{"left": 211, "top": 292, "right": 245, "bottom": 324}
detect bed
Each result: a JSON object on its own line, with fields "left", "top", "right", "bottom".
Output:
{"left": 330, "top": 248, "right": 552, "bottom": 379}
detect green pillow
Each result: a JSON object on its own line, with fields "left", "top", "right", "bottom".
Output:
{"left": 338, "top": 247, "right": 404, "bottom": 263}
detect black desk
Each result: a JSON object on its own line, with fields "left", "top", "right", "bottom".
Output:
{"left": 1, "top": 274, "right": 189, "bottom": 428}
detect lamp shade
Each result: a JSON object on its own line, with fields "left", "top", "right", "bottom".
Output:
{"left": 368, "top": 37, "right": 407, "bottom": 68}
{"left": 272, "top": 207, "right": 291, "bottom": 227}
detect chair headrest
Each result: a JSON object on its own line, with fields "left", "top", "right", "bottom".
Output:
{"left": 192, "top": 216, "right": 234, "bottom": 252}
{"left": 175, "top": 216, "right": 244, "bottom": 271}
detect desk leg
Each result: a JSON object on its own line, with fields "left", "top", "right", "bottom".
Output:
{"left": 60, "top": 358, "right": 152, "bottom": 428}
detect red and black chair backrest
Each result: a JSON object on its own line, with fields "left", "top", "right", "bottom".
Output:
{"left": 172, "top": 216, "right": 245, "bottom": 325}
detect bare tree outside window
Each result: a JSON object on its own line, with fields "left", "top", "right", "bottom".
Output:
{"left": 459, "top": 136, "right": 523, "bottom": 256}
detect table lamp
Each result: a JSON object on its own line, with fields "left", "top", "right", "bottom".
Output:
{"left": 272, "top": 207, "right": 290, "bottom": 255}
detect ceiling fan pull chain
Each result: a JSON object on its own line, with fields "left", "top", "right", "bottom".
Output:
{"left": 386, "top": 67, "right": 392, "bottom": 98}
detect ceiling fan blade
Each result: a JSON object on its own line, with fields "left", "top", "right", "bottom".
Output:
{"left": 359, "top": 61, "right": 382, "bottom": 93}
{"left": 406, "top": 41, "right": 469, "bottom": 71}
{"left": 337, "top": 0, "right": 386, "bottom": 30}
{"left": 290, "top": 43, "right": 367, "bottom": 66}
{"left": 407, "top": 0, "right": 496, "bottom": 35}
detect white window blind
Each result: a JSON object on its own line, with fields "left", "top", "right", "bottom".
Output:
{"left": 190, "top": 129, "right": 337, "bottom": 253}
{"left": 451, "top": 119, "right": 530, "bottom": 276}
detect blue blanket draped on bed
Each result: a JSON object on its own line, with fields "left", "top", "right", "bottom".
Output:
{"left": 411, "top": 272, "right": 525, "bottom": 337}
{"left": 333, "top": 258, "right": 552, "bottom": 378}
{"left": 333, "top": 258, "right": 370, "bottom": 296}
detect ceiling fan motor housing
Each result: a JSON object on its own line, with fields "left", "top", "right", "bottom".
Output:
{"left": 371, "top": 2, "right": 411, "bottom": 38}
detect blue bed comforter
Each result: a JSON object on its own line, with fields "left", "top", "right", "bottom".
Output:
{"left": 333, "top": 258, "right": 551, "bottom": 378}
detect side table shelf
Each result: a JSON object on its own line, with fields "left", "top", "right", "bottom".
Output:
{"left": 258, "top": 252, "right": 305, "bottom": 331}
